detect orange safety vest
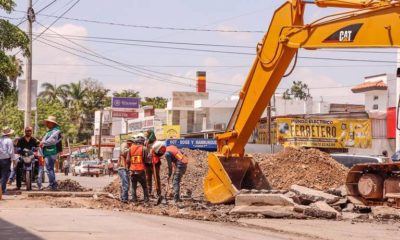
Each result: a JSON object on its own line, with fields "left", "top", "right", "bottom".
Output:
{"left": 166, "top": 145, "right": 188, "bottom": 164}
{"left": 129, "top": 145, "right": 145, "bottom": 171}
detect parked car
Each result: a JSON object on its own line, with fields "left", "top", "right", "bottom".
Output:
{"left": 73, "top": 160, "right": 101, "bottom": 177}
{"left": 330, "top": 154, "right": 389, "bottom": 168}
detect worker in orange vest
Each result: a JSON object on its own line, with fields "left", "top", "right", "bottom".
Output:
{"left": 164, "top": 145, "right": 188, "bottom": 203}
{"left": 127, "top": 136, "right": 149, "bottom": 203}
{"left": 144, "top": 130, "right": 166, "bottom": 197}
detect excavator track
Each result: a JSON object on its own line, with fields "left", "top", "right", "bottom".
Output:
{"left": 346, "top": 162, "right": 400, "bottom": 208}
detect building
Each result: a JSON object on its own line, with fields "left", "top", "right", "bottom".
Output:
{"left": 351, "top": 73, "right": 396, "bottom": 155}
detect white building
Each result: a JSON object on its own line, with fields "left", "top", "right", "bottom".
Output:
{"left": 351, "top": 73, "right": 396, "bottom": 155}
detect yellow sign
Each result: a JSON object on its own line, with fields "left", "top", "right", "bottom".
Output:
{"left": 276, "top": 118, "right": 371, "bottom": 149}
{"left": 162, "top": 125, "right": 181, "bottom": 140}
{"left": 115, "top": 134, "right": 133, "bottom": 145}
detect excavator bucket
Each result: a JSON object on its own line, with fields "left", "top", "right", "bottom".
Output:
{"left": 204, "top": 153, "right": 271, "bottom": 204}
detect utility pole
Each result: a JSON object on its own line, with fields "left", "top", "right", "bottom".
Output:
{"left": 24, "top": 0, "right": 34, "bottom": 128}
{"left": 98, "top": 110, "right": 103, "bottom": 158}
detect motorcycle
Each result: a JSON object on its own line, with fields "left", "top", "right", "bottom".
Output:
{"left": 19, "top": 148, "right": 43, "bottom": 191}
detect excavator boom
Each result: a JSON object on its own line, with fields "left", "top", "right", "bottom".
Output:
{"left": 204, "top": 0, "right": 400, "bottom": 204}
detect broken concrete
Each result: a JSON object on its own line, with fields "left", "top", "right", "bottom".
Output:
{"left": 304, "top": 201, "right": 339, "bottom": 219}
{"left": 372, "top": 206, "right": 400, "bottom": 220}
{"left": 235, "top": 193, "right": 295, "bottom": 207}
{"left": 230, "top": 205, "right": 295, "bottom": 218}
{"left": 290, "top": 185, "right": 340, "bottom": 204}
{"left": 340, "top": 212, "right": 369, "bottom": 220}
{"left": 331, "top": 198, "right": 348, "bottom": 208}
{"left": 25, "top": 191, "right": 110, "bottom": 198}
{"left": 327, "top": 185, "right": 347, "bottom": 197}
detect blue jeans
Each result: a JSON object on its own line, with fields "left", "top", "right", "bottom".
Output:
{"left": 173, "top": 162, "right": 187, "bottom": 201}
{"left": 118, "top": 169, "right": 129, "bottom": 202}
{"left": 45, "top": 155, "right": 57, "bottom": 190}
{"left": 0, "top": 159, "right": 11, "bottom": 193}
{"left": 37, "top": 166, "right": 44, "bottom": 190}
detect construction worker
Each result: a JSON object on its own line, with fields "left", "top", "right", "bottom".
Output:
{"left": 164, "top": 145, "right": 188, "bottom": 203}
{"left": 117, "top": 138, "right": 134, "bottom": 203}
{"left": 127, "top": 136, "right": 149, "bottom": 203}
{"left": 144, "top": 139, "right": 166, "bottom": 198}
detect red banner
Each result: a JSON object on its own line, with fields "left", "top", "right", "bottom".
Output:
{"left": 112, "top": 111, "right": 138, "bottom": 119}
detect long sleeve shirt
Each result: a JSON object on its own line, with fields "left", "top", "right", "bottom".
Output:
{"left": 0, "top": 136, "right": 15, "bottom": 160}
{"left": 41, "top": 127, "right": 61, "bottom": 147}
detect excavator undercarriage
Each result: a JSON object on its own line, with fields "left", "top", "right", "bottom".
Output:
{"left": 346, "top": 162, "right": 400, "bottom": 208}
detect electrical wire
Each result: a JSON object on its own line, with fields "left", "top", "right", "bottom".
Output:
{"left": 29, "top": 12, "right": 265, "bottom": 33}
{"left": 34, "top": 0, "right": 80, "bottom": 40}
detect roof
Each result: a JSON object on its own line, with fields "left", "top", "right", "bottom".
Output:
{"left": 351, "top": 80, "right": 387, "bottom": 93}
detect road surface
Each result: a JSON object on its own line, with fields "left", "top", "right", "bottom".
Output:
{"left": 0, "top": 208, "right": 305, "bottom": 240}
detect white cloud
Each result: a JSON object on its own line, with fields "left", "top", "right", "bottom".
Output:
{"left": 27, "top": 24, "right": 90, "bottom": 88}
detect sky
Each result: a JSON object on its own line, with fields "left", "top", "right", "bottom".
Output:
{"left": 5, "top": 0, "right": 400, "bottom": 104}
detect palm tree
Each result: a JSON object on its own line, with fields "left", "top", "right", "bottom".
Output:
{"left": 8, "top": 55, "right": 23, "bottom": 89}
{"left": 39, "top": 82, "right": 58, "bottom": 101}
{"left": 65, "top": 81, "right": 87, "bottom": 136}
{"left": 113, "top": 89, "right": 140, "bottom": 98}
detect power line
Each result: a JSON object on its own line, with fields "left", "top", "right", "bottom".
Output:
{"left": 30, "top": 12, "right": 265, "bottom": 33}
{"left": 16, "top": 0, "right": 59, "bottom": 27}
{"left": 36, "top": 37, "right": 236, "bottom": 94}
{"left": 34, "top": 0, "right": 80, "bottom": 40}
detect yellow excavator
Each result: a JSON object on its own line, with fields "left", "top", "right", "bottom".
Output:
{"left": 204, "top": 0, "right": 400, "bottom": 206}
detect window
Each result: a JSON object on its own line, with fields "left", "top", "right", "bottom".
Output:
{"left": 373, "top": 96, "right": 379, "bottom": 101}
{"left": 373, "top": 104, "right": 379, "bottom": 110}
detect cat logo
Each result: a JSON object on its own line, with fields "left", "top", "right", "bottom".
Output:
{"left": 323, "top": 23, "right": 362, "bottom": 43}
{"left": 339, "top": 31, "right": 353, "bottom": 42}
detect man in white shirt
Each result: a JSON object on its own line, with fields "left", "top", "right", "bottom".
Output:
{"left": 0, "top": 127, "right": 16, "bottom": 194}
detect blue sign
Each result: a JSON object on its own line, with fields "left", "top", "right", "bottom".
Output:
{"left": 112, "top": 97, "right": 140, "bottom": 109}
{"left": 166, "top": 138, "right": 217, "bottom": 151}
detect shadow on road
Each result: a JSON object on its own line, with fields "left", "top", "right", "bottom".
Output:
{"left": 0, "top": 217, "right": 42, "bottom": 240}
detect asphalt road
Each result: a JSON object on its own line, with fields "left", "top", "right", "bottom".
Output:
{"left": 0, "top": 208, "right": 303, "bottom": 240}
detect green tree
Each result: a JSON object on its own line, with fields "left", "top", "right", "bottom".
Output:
{"left": 142, "top": 97, "right": 168, "bottom": 109}
{"left": 7, "top": 55, "right": 23, "bottom": 88}
{"left": 0, "top": 89, "right": 24, "bottom": 136}
{"left": 282, "top": 81, "right": 311, "bottom": 100}
{"left": 38, "top": 82, "right": 70, "bottom": 104}
{"left": 113, "top": 89, "right": 140, "bottom": 98}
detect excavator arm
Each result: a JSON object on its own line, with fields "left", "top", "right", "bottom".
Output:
{"left": 204, "top": 0, "right": 400, "bottom": 204}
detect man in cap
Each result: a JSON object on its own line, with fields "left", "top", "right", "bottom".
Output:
{"left": 0, "top": 127, "right": 16, "bottom": 194}
{"left": 39, "top": 116, "right": 62, "bottom": 191}
{"left": 164, "top": 144, "right": 188, "bottom": 203}
{"left": 117, "top": 137, "right": 134, "bottom": 203}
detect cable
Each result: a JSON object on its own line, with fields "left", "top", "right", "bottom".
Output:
{"left": 36, "top": 37, "right": 236, "bottom": 94}
{"left": 34, "top": 0, "right": 80, "bottom": 40}
{"left": 29, "top": 12, "right": 264, "bottom": 33}
{"left": 16, "top": 0, "right": 59, "bottom": 27}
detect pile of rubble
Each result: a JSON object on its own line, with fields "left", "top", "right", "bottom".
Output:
{"left": 255, "top": 147, "right": 348, "bottom": 190}
{"left": 57, "top": 179, "right": 89, "bottom": 192}
{"left": 230, "top": 184, "right": 400, "bottom": 221}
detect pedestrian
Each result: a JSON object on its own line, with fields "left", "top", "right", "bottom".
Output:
{"left": 127, "top": 136, "right": 149, "bottom": 203}
{"left": 107, "top": 160, "right": 114, "bottom": 177}
{"left": 144, "top": 130, "right": 165, "bottom": 198}
{"left": 117, "top": 138, "right": 134, "bottom": 203}
{"left": 63, "top": 159, "right": 70, "bottom": 176}
{"left": 0, "top": 127, "right": 16, "bottom": 194}
{"left": 8, "top": 137, "right": 19, "bottom": 185}
{"left": 37, "top": 149, "right": 45, "bottom": 191}
{"left": 15, "top": 127, "right": 39, "bottom": 190}
{"left": 164, "top": 145, "right": 188, "bottom": 203}
{"left": 40, "top": 116, "right": 62, "bottom": 191}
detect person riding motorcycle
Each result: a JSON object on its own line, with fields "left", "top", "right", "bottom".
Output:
{"left": 15, "top": 127, "right": 39, "bottom": 190}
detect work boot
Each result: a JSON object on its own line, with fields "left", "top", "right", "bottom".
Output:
{"left": 131, "top": 195, "right": 138, "bottom": 203}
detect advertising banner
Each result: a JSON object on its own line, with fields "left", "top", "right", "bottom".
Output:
{"left": 166, "top": 138, "right": 217, "bottom": 151}
{"left": 17, "top": 79, "right": 38, "bottom": 111}
{"left": 276, "top": 118, "right": 371, "bottom": 149}
{"left": 162, "top": 125, "right": 181, "bottom": 139}
{"left": 112, "top": 110, "right": 139, "bottom": 119}
{"left": 111, "top": 97, "right": 140, "bottom": 109}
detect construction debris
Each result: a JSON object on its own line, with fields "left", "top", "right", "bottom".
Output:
{"left": 304, "top": 201, "right": 339, "bottom": 219}
{"left": 235, "top": 193, "right": 295, "bottom": 207}
{"left": 290, "top": 184, "right": 341, "bottom": 204}
{"left": 372, "top": 206, "right": 400, "bottom": 220}
{"left": 57, "top": 179, "right": 89, "bottom": 192}
{"left": 256, "top": 147, "right": 348, "bottom": 191}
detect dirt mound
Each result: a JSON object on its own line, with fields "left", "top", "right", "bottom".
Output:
{"left": 103, "top": 149, "right": 209, "bottom": 199}
{"left": 255, "top": 147, "right": 348, "bottom": 190}
{"left": 57, "top": 179, "right": 88, "bottom": 192}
